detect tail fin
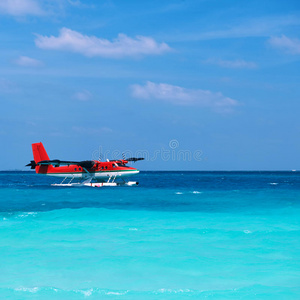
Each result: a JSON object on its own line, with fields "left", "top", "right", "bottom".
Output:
{"left": 32, "top": 142, "right": 50, "bottom": 162}
{"left": 31, "top": 142, "right": 53, "bottom": 174}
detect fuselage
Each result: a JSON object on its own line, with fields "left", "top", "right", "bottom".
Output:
{"left": 36, "top": 160, "right": 139, "bottom": 181}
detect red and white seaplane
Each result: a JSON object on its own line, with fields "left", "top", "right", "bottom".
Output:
{"left": 26, "top": 142, "right": 144, "bottom": 187}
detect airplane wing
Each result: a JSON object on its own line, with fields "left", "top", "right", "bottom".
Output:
{"left": 36, "top": 160, "right": 96, "bottom": 169}
{"left": 126, "top": 157, "right": 145, "bottom": 162}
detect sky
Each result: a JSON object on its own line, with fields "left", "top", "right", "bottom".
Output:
{"left": 0, "top": 0, "right": 300, "bottom": 171}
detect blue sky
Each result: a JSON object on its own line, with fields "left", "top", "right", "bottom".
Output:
{"left": 1, "top": 0, "right": 300, "bottom": 170}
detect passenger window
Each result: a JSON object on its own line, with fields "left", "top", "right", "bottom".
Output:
{"left": 75, "top": 168, "right": 77, "bottom": 171}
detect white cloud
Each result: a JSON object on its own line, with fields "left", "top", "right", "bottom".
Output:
{"left": 73, "top": 90, "right": 92, "bottom": 101}
{"left": 0, "top": 0, "right": 43, "bottom": 16}
{"left": 131, "top": 81, "right": 238, "bottom": 113}
{"left": 14, "top": 56, "right": 43, "bottom": 67}
{"left": 268, "top": 35, "right": 300, "bottom": 55}
{"left": 204, "top": 58, "right": 257, "bottom": 69}
{"left": 35, "top": 28, "right": 171, "bottom": 58}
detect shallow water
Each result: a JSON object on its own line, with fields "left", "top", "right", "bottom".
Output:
{"left": 0, "top": 171, "right": 299, "bottom": 299}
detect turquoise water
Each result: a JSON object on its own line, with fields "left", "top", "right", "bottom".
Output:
{"left": 0, "top": 171, "right": 299, "bottom": 299}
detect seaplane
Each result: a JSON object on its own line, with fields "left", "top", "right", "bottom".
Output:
{"left": 26, "top": 142, "right": 144, "bottom": 187}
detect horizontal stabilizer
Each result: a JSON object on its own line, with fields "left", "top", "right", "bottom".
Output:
{"left": 26, "top": 160, "right": 37, "bottom": 169}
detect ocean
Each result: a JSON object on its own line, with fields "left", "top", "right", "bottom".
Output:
{"left": 0, "top": 171, "right": 299, "bottom": 299}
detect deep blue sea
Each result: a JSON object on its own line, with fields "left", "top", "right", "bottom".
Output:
{"left": 0, "top": 171, "right": 299, "bottom": 299}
